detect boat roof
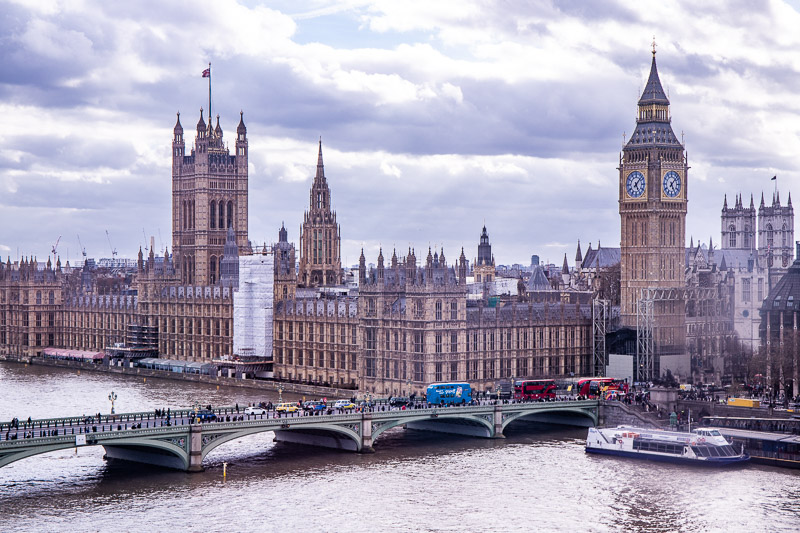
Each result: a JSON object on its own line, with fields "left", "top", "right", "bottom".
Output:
{"left": 711, "top": 427, "right": 800, "bottom": 444}
{"left": 603, "top": 426, "right": 727, "bottom": 440}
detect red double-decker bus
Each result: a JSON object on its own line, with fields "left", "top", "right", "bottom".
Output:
{"left": 514, "top": 379, "right": 557, "bottom": 400}
{"left": 574, "top": 377, "right": 628, "bottom": 398}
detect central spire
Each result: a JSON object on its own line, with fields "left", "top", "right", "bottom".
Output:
{"left": 625, "top": 47, "right": 681, "bottom": 148}
{"left": 638, "top": 50, "right": 669, "bottom": 107}
{"left": 315, "top": 137, "right": 325, "bottom": 184}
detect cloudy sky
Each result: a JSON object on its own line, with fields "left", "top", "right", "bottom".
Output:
{"left": 2, "top": 0, "right": 800, "bottom": 270}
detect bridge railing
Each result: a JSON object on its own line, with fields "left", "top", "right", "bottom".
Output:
{"left": 1, "top": 399, "right": 600, "bottom": 442}
{"left": 0, "top": 405, "right": 262, "bottom": 430}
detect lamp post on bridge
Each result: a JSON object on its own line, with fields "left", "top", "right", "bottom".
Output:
{"left": 277, "top": 383, "right": 284, "bottom": 404}
{"left": 108, "top": 391, "right": 117, "bottom": 415}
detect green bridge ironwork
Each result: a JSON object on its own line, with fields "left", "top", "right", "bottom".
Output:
{"left": 0, "top": 400, "right": 599, "bottom": 472}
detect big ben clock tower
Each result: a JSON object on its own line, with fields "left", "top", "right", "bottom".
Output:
{"left": 619, "top": 46, "right": 687, "bottom": 356}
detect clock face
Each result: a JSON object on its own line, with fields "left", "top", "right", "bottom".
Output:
{"left": 626, "top": 171, "right": 645, "bottom": 198}
{"left": 663, "top": 170, "right": 681, "bottom": 198}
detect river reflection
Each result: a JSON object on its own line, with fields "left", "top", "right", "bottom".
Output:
{"left": 1, "top": 362, "right": 798, "bottom": 533}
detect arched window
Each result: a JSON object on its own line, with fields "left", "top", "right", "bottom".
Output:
{"left": 36, "top": 291, "right": 42, "bottom": 305}
{"left": 767, "top": 223, "right": 774, "bottom": 248}
{"left": 744, "top": 225, "right": 750, "bottom": 248}
{"left": 782, "top": 223, "right": 787, "bottom": 247}
{"left": 49, "top": 291, "right": 54, "bottom": 305}
{"left": 210, "top": 256, "right": 217, "bottom": 284}
{"left": 729, "top": 225, "right": 736, "bottom": 248}
{"left": 218, "top": 201, "right": 224, "bottom": 230}
{"left": 227, "top": 201, "right": 234, "bottom": 228}
{"left": 210, "top": 201, "right": 216, "bottom": 229}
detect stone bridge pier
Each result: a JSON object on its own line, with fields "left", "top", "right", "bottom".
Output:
{"left": 188, "top": 424, "right": 204, "bottom": 472}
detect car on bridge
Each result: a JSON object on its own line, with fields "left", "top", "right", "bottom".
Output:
{"left": 189, "top": 409, "right": 217, "bottom": 422}
{"left": 333, "top": 400, "right": 356, "bottom": 410}
{"left": 303, "top": 401, "right": 326, "bottom": 412}
{"left": 389, "top": 397, "right": 411, "bottom": 408}
{"left": 276, "top": 403, "right": 298, "bottom": 413}
{"left": 245, "top": 406, "right": 268, "bottom": 415}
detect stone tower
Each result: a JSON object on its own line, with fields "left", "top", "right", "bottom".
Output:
{"left": 219, "top": 226, "right": 240, "bottom": 288}
{"left": 618, "top": 48, "right": 688, "bottom": 357}
{"left": 273, "top": 222, "right": 297, "bottom": 301}
{"left": 758, "top": 190, "right": 794, "bottom": 267}
{"left": 721, "top": 193, "right": 756, "bottom": 251}
{"left": 172, "top": 109, "right": 249, "bottom": 286}
{"left": 299, "top": 140, "right": 342, "bottom": 287}
{"left": 474, "top": 225, "right": 495, "bottom": 283}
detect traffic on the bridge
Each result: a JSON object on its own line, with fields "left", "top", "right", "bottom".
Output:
{"left": 0, "top": 379, "right": 608, "bottom": 443}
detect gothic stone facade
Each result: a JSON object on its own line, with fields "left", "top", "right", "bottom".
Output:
{"left": 298, "top": 140, "right": 342, "bottom": 287}
{"left": 619, "top": 50, "right": 688, "bottom": 362}
{"left": 172, "top": 110, "right": 249, "bottom": 286}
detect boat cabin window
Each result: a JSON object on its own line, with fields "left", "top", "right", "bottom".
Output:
{"left": 633, "top": 439, "right": 681, "bottom": 455}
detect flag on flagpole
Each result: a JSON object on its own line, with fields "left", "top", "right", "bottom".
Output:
{"left": 771, "top": 175, "right": 777, "bottom": 180}
{"left": 202, "top": 68, "right": 210, "bottom": 78}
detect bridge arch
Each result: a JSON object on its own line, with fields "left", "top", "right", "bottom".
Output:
{"left": 371, "top": 411, "right": 496, "bottom": 442}
{"left": 101, "top": 436, "right": 191, "bottom": 470}
{"left": 0, "top": 434, "right": 192, "bottom": 471}
{"left": 501, "top": 405, "right": 598, "bottom": 431}
{"left": 0, "top": 440, "right": 78, "bottom": 470}
{"left": 200, "top": 422, "right": 363, "bottom": 458}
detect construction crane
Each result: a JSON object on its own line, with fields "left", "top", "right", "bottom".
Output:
{"left": 105, "top": 230, "right": 118, "bottom": 257}
{"left": 51, "top": 235, "right": 61, "bottom": 258}
{"left": 142, "top": 228, "right": 149, "bottom": 252}
{"left": 76, "top": 234, "right": 87, "bottom": 258}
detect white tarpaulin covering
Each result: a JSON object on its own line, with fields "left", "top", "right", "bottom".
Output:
{"left": 233, "top": 254, "right": 274, "bottom": 358}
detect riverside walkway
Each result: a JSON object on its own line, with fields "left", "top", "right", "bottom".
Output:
{"left": 0, "top": 399, "right": 599, "bottom": 472}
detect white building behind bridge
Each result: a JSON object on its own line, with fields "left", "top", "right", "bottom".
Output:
{"left": 233, "top": 253, "right": 274, "bottom": 359}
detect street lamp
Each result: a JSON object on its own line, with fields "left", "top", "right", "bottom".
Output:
{"left": 277, "top": 383, "right": 284, "bottom": 403}
{"left": 108, "top": 391, "right": 117, "bottom": 414}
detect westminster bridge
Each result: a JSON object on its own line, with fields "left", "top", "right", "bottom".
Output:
{"left": 0, "top": 400, "right": 599, "bottom": 472}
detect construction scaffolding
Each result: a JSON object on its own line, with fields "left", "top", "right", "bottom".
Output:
{"left": 636, "top": 287, "right": 719, "bottom": 382}
{"left": 592, "top": 299, "right": 610, "bottom": 377}
{"left": 636, "top": 291, "right": 655, "bottom": 381}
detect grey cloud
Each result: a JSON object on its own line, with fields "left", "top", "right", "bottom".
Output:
{"left": 553, "top": 0, "right": 641, "bottom": 23}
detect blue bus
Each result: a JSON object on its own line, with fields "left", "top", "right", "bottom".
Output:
{"left": 426, "top": 383, "right": 472, "bottom": 405}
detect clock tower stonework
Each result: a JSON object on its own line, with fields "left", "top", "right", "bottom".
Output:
{"left": 619, "top": 49, "right": 688, "bottom": 357}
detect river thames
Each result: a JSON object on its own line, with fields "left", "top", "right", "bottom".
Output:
{"left": 0, "top": 361, "right": 798, "bottom": 533}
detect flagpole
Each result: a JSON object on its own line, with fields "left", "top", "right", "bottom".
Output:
{"left": 208, "top": 62, "right": 211, "bottom": 129}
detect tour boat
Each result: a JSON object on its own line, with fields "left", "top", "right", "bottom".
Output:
{"left": 585, "top": 425, "right": 749, "bottom": 465}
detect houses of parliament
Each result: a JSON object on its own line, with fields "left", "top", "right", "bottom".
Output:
{"left": 0, "top": 50, "right": 795, "bottom": 396}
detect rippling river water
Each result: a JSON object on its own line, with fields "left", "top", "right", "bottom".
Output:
{"left": 1, "top": 362, "right": 798, "bottom": 532}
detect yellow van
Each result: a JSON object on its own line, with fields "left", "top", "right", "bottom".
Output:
{"left": 276, "top": 402, "right": 298, "bottom": 412}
